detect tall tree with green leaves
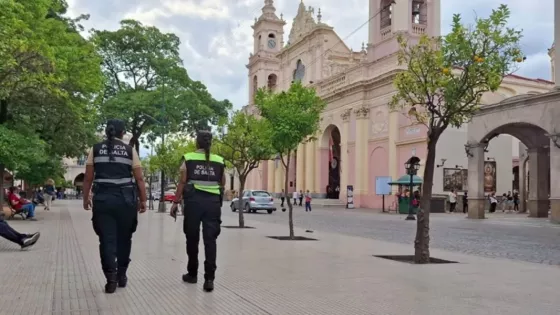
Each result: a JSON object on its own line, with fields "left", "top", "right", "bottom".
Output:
{"left": 0, "top": 0, "right": 103, "bottom": 204}
{"left": 148, "top": 137, "right": 196, "bottom": 186}
{"left": 92, "top": 20, "right": 231, "bottom": 152}
{"left": 389, "top": 5, "right": 524, "bottom": 263}
{"left": 255, "top": 81, "right": 326, "bottom": 239}
{"left": 215, "top": 111, "right": 274, "bottom": 228}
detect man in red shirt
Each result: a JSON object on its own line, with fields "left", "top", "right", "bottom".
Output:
{"left": 8, "top": 186, "right": 36, "bottom": 220}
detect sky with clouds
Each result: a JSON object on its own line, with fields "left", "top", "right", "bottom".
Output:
{"left": 66, "top": 0, "right": 554, "bottom": 110}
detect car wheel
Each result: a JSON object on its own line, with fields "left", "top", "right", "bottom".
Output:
{"left": 231, "top": 203, "right": 236, "bottom": 212}
{"left": 267, "top": 209, "right": 273, "bottom": 214}
{"left": 244, "top": 203, "right": 251, "bottom": 213}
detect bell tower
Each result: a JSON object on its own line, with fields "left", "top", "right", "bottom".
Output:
{"left": 367, "top": 0, "right": 440, "bottom": 61}
{"left": 247, "top": 0, "right": 285, "bottom": 104}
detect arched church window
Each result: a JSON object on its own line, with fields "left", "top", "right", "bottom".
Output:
{"left": 293, "top": 60, "right": 305, "bottom": 82}
{"left": 412, "top": 0, "right": 426, "bottom": 24}
{"left": 267, "top": 74, "right": 277, "bottom": 90}
{"left": 252, "top": 75, "right": 258, "bottom": 100}
{"left": 268, "top": 33, "right": 275, "bottom": 38}
{"left": 380, "top": 0, "right": 393, "bottom": 29}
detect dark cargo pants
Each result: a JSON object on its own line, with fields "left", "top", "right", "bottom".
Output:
{"left": 183, "top": 193, "right": 222, "bottom": 280}
{"left": 92, "top": 190, "right": 138, "bottom": 274}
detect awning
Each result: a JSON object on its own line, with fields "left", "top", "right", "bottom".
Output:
{"left": 388, "top": 175, "right": 423, "bottom": 186}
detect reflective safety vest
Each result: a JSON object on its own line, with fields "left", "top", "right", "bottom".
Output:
{"left": 183, "top": 151, "right": 225, "bottom": 195}
{"left": 92, "top": 140, "right": 134, "bottom": 187}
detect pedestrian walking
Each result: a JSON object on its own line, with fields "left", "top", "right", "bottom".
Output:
{"left": 298, "top": 190, "right": 303, "bottom": 206}
{"left": 489, "top": 192, "right": 498, "bottom": 213}
{"left": 44, "top": 178, "right": 55, "bottom": 211}
{"left": 513, "top": 190, "right": 519, "bottom": 211}
{"left": 462, "top": 191, "right": 468, "bottom": 214}
{"left": 82, "top": 119, "right": 147, "bottom": 294}
{"left": 280, "top": 189, "right": 285, "bottom": 207}
{"left": 448, "top": 189, "right": 457, "bottom": 213}
{"left": 305, "top": 190, "right": 312, "bottom": 212}
{"left": 292, "top": 190, "right": 298, "bottom": 205}
{"left": 170, "top": 130, "right": 225, "bottom": 292}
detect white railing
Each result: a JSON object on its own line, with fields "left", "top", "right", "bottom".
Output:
{"left": 412, "top": 23, "right": 426, "bottom": 35}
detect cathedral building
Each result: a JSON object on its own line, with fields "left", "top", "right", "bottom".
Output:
{"left": 243, "top": 0, "right": 553, "bottom": 209}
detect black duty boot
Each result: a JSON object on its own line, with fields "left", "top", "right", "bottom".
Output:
{"left": 203, "top": 279, "right": 214, "bottom": 292}
{"left": 182, "top": 273, "right": 197, "bottom": 284}
{"left": 104, "top": 272, "right": 118, "bottom": 294}
{"left": 117, "top": 268, "right": 128, "bottom": 288}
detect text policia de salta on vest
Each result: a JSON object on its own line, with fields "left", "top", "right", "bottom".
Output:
{"left": 184, "top": 152, "right": 225, "bottom": 195}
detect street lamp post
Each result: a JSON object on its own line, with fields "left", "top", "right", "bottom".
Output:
{"left": 404, "top": 156, "right": 421, "bottom": 221}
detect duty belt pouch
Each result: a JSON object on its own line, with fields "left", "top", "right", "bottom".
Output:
{"left": 121, "top": 185, "right": 137, "bottom": 208}
{"left": 184, "top": 183, "right": 195, "bottom": 199}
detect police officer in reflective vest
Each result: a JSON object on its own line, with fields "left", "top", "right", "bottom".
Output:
{"left": 170, "top": 130, "right": 225, "bottom": 292}
{"left": 82, "top": 119, "right": 148, "bottom": 294}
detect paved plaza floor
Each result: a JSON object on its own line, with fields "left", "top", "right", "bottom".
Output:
{"left": 0, "top": 200, "right": 559, "bottom": 314}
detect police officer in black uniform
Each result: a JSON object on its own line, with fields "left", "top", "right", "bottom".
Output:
{"left": 170, "top": 130, "right": 225, "bottom": 292}
{"left": 82, "top": 119, "right": 148, "bottom": 294}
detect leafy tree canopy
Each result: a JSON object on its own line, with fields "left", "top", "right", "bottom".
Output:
{"left": 388, "top": 4, "right": 524, "bottom": 263}
{"left": 92, "top": 20, "right": 231, "bottom": 151}
{"left": 255, "top": 81, "right": 326, "bottom": 161}
{"left": 390, "top": 4, "right": 523, "bottom": 135}
{"left": 216, "top": 111, "right": 274, "bottom": 179}
{"left": 147, "top": 136, "right": 196, "bottom": 185}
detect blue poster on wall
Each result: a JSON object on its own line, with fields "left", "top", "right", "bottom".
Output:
{"left": 375, "top": 176, "right": 392, "bottom": 195}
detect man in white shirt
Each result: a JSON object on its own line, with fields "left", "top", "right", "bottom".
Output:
{"left": 292, "top": 191, "right": 298, "bottom": 205}
{"left": 448, "top": 189, "right": 457, "bottom": 213}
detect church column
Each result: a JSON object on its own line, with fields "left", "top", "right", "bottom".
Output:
{"left": 267, "top": 160, "right": 275, "bottom": 192}
{"left": 527, "top": 147, "right": 549, "bottom": 218}
{"left": 466, "top": 142, "right": 485, "bottom": 219}
{"left": 314, "top": 140, "right": 322, "bottom": 194}
{"left": 549, "top": 141, "right": 560, "bottom": 223}
{"left": 354, "top": 106, "right": 370, "bottom": 205}
{"left": 296, "top": 143, "right": 306, "bottom": 192}
{"left": 388, "top": 110, "right": 399, "bottom": 192}
{"left": 339, "top": 109, "right": 351, "bottom": 200}
{"left": 518, "top": 142, "right": 528, "bottom": 213}
{"left": 554, "top": 1, "right": 560, "bottom": 89}
{"left": 304, "top": 140, "right": 315, "bottom": 193}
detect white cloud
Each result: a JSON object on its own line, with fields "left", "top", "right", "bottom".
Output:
{"left": 68, "top": 0, "right": 555, "bottom": 109}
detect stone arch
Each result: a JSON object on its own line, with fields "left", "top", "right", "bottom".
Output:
{"left": 319, "top": 124, "right": 342, "bottom": 198}
{"left": 252, "top": 75, "right": 258, "bottom": 100}
{"left": 293, "top": 59, "right": 305, "bottom": 82}
{"left": 380, "top": 0, "right": 393, "bottom": 28}
{"left": 478, "top": 122, "right": 549, "bottom": 150}
{"left": 411, "top": 0, "right": 426, "bottom": 24}
{"left": 369, "top": 146, "right": 388, "bottom": 194}
{"left": 267, "top": 73, "right": 277, "bottom": 90}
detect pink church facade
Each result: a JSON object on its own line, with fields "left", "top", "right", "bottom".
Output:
{"left": 241, "top": 0, "right": 552, "bottom": 209}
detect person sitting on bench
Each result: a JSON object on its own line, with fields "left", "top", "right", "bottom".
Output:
{"left": 0, "top": 216, "right": 40, "bottom": 249}
{"left": 7, "top": 186, "right": 37, "bottom": 220}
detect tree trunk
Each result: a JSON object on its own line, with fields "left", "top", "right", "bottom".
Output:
{"left": 414, "top": 136, "right": 438, "bottom": 263}
{"left": 0, "top": 163, "right": 4, "bottom": 209}
{"left": 284, "top": 155, "right": 294, "bottom": 239}
{"left": 237, "top": 174, "right": 246, "bottom": 228}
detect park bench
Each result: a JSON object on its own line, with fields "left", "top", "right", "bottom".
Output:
{"left": 2, "top": 195, "right": 26, "bottom": 220}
